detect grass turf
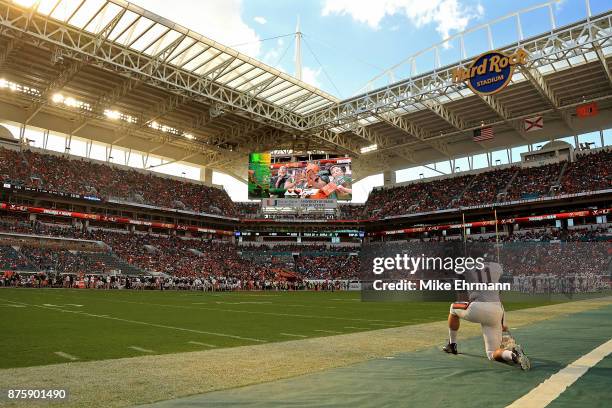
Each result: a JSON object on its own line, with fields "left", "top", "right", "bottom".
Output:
{"left": 0, "top": 288, "right": 564, "bottom": 369}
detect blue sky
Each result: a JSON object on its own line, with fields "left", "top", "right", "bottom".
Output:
{"left": 136, "top": 0, "right": 609, "bottom": 98}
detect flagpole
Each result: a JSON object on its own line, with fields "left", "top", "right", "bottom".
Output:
{"left": 494, "top": 208, "right": 499, "bottom": 243}
{"left": 494, "top": 208, "right": 501, "bottom": 263}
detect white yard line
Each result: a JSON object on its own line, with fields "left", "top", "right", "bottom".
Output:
{"left": 188, "top": 341, "right": 216, "bottom": 347}
{"left": 84, "top": 297, "right": 410, "bottom": 324}
{"left": 279, "top": 333, "right": 308, "bottom": 338}
{"left": 0, "top": 299, "right": 267, "bottom": 343}
{"left": 344, "top": 326, "right": 369, "bottom": 330}
{"left": 506, "top": 338, "right": 612, "bottom": 408}
{"left": 54, "top": 351, "right": 78, "bottom": 361}
{"left": 129, "top": 346, "right": 155, "bottom": 354}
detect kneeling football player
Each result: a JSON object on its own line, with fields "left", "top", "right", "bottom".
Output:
{"left": 443, "top": 260, "right": 530, "bottom": 370}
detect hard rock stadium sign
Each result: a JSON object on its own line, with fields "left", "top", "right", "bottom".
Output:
{"left": 453, "top": 49, "right": 529, "bottom": 95}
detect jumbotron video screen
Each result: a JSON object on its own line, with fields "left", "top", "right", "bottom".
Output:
{"left": 248, "top": 153, "right": 353, "bottom": 200}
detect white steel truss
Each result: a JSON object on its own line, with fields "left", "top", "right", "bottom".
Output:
{"left": 0, "top": 0, "right": 610, "bottom": 172}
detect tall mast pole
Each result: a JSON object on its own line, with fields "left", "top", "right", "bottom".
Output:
{"left": 295, "top": 16, "right": 302, "bottom": 80}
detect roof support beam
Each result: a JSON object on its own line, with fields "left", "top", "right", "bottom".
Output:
{"left": 520, "top": 64, "right": 574, "bottom": 130}
{"left": 340, "top": 121, "right": 391, "bottom": 149}
{"left": 24, "top": 58, "right": 83, "bottom": 124}
{"left": 0, "top": 3, "right": 311, "bottom": 131}
{"left": 71, "top": 76, "right": 141, "bottom": 134}
{"left": 140, "top": 93, "right": 189, "bottom": 127}
{"left": 309, "top": 128, "right": 360, "bottom": 156}
{"left": 0, "top": 37, "right": 22, "bottom": 69}
{"left": 374, "top": 112, "right": 449, "bottom": 157}
{"left": 593, "top": 44, "right": 612, "bottom": 87}
{"left": 422, "top": 99, "right": 466, "bottom": 130}
{"left": 477, "top": 94, "right": 529, "bottom": 141}
{"left": 208, "top": 120, "right": 265, "bottom": 147}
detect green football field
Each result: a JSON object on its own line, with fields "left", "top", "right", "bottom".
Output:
{"left": 0, "top": 288, "right": 562, "bottom": 369}
{"left": 1, "top": 289, "right": 611, "bottom": 408}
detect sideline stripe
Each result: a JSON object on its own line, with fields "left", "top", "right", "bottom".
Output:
{"left": 129, "top": 346, "right": 155, "bottom": 353}
{"left": 54, "top": 351, "right": 78, "bottom": 361}
{"left": 506, "top": 338, "right": 612, "bottom": 408}
{"left": 188, "top": 341, "right": 216, "bottom": 347}
{"left": 0, "top": 299, "right": 266, "bottom": 343}
{"left": 47, "top": 295, "right": 410, "bottom": 324}
{"left": 280, "top": 333, "right": 308, "bottom": 338}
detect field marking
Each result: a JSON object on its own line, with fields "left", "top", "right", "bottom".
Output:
{"left": 66, "top": 304, "right": 83, "bottom": 307}
{"left": 215, "top": 301, "right": 272, "bottom": 305}
{"left": 54, "top": 351, "right": 78, "bottom": 361}
{"left": 220, "top": 294, "right": 281, "bottom": 297}
{"left": 188, "top": 341, "right": 216, "bottom": 348}
{"left": 506, "top": 338, "right": 612, "bottom": 408}
{"left": 43, "top": 303, "right": 59, "bottom": 307}
{"left": 0, "top": 304, "right": 25, "bottom": 307}
{"left": 0, "top": 299, "right": 267, "bottom": 343}
{"left": 344, "top": 326, "right": 369, "bottom": 330}
{"left": 279, "top": 333, "right": 308, "bottom": 338}
{"left": 129, "top": 346, "right": 155, "bottom": 354}
{"left": 314, "top": 329, "right": 342, "bottom": 334}
{"left": 78, "top": 297, "right": 411, "bottom": 325}
{"left": 35, "top": 291, "right": 411, "bottom": 324}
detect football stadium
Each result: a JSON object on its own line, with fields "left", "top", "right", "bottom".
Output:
{"left": 0, "top": 0, "right": 611, "bottom": 407}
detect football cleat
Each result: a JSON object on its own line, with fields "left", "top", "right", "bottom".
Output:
{"left": 443, "top": 342, "right": 458, "bottom": 355}
{"left": 512, "top": 345, "right": 531, "bottom": 371}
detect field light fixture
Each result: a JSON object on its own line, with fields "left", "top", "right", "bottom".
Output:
{"left": 51, "top": 93, "right": 91, "bottom": 111}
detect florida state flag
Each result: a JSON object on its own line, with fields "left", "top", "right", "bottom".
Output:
{"left": 576, "top": 102, "right": 598, "bottom": 118}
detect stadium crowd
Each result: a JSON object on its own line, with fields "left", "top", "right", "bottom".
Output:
{"left": 561, "top": 150, "right": 612, "bottom": 194}
{"left": 2, "top": 146, "right": 609, "bottom": 221}
{"left": 362, "top": 149, "right": 610, "bottom": 218}
{"left": 1, "top": 217, "right": 609, "bottom": 292}
{"left": 0, "top": 147, "right": 237, "bottom": 216}
{"left": 0, "top": 217, "right": 361, "bottom": 285}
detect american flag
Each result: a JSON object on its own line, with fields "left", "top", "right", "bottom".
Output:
{"left": 473, "top": 126, "right": 494, "bottom": 142}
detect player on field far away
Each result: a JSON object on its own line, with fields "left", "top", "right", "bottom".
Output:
{"left": 442, "top": 254, "right": 531, "bottom": 370}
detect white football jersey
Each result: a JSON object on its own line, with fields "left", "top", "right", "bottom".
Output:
{"left": 463, "top": 261, "right": 503, "bottom": 302}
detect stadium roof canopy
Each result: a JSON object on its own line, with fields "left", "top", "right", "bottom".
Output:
{"left": 0, "top": 0, "right": 610, "bottom": 181}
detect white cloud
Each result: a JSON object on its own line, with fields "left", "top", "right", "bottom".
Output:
{"left": 262, "top": 41, "right": 323, "bottom": 87}
{"left": 302, "top": 66, "right": 322, "bottom": 88}
{"left": 321, "top": 0, "right": 484, "bottom": 42}
{"left": 254, "top": 16, "right": 267, "bottom": 25}
{"left": 262, "top": 38, "right": 287, "bottom": 69}
{"left": 132, "top": 0, "right": 261, "bottom": 57}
